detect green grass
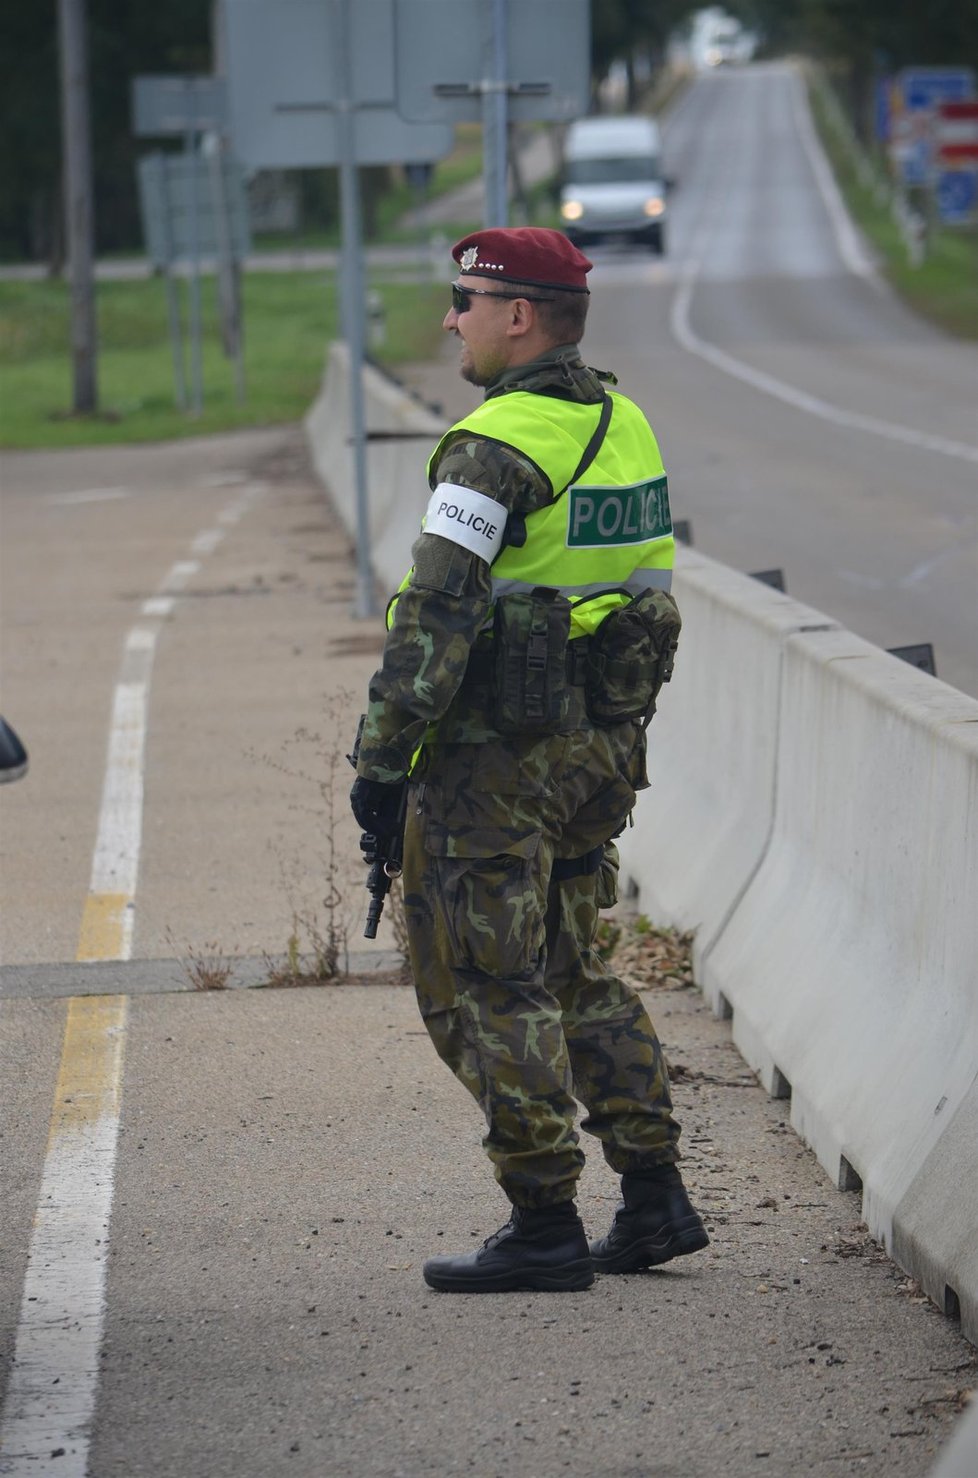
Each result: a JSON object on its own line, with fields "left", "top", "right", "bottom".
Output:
{"left": 0, "top": 120, "right": 490, "bottom": 450}
{"left": 807, "top": 71, "right": 978, "bottom": 339}
{"left": 0, "top": 112, "right": 568, "bottom": 450}
{"left": 0, "top": 271, "right": 448, "bottom": 449}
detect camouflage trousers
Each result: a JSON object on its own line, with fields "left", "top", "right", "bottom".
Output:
{"left": 402, "top": 722, "right": 681, "bottom": 1210}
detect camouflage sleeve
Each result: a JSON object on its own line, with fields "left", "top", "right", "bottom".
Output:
{"left": 355, "top": 434, "right": 549, "bottom": 782}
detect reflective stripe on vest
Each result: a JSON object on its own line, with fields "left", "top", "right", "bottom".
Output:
{"left": 491, "top": 567, "right": 673, "bottom": 603}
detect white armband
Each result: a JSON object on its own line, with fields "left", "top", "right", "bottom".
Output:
{"left": 423, "top": 482, "right": 506, "bottom": 563}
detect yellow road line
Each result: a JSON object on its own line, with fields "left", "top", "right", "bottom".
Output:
{"left": 76, "top": 892, "right": 131, "bottom": 963}
{"left": 0, "top": 995, "right": 128, "bottom": 1475}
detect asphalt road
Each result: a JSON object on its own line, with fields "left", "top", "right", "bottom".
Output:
{"left": 576, "top": 64, "right": 978, "bottom": 699}
{"left": 1, "top": 60, "right": 977, "bottom": 1478}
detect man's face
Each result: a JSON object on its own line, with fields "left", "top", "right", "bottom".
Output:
{"left": 443, "top": 277, "right": 517, "bottom": 386}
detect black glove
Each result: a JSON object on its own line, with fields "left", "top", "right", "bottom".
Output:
{"left": 350, "top": 776, "right": 405, "bottom": 839}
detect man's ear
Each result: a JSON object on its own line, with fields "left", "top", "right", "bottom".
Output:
{"left": 505, "top": 298, "right": 536, "bottom": 338}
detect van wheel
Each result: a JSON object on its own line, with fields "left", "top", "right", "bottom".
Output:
{"left": 646, "top": 226, "right": 665, "bottom": 256}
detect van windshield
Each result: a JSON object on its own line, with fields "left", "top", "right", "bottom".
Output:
{"left": 565, "top": 156, "right": 661, "bottom": 185}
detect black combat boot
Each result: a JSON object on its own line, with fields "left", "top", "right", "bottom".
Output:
{"left": 422, "top": 1202, "right": 594, "bottom": 1293}
{"left": 590, "top": 1167, "right": 709, "bottom": 1274}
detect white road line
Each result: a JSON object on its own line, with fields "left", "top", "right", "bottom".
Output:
{"left": 160, "top": 559, "right": 200, "bottom": 593}
{"left": 0, "top": 480, "right": 267, "bottom": 1476}
{"left": 668, "top": 69, "right": 978, "bottom": 468}
{"left": 45, "top": 488, "right": 129, "bottom": 506}
{"left": 201, "top": 470, "right": 248, "bottom": 486}
{"left": 0, "top": 996, "right": 128, "bottom": 1478}
{"left": 79, "top": 676, "right": 153, "bottom": 963}
{"left": 217, "top": 481, "right": 266, "bottom": 524}
{"left": 141, "top": 596, "right": 175, "bottom": 618}
{"left": 76, "top": 481, "right": 265, "bottom": 963}
{"left": 671, "top": 274, "right": 978, "bottom": 465}
{"left": 788, "top": 63, "right": 877, "bottom": 282}
{"left": 191, "top": 527, "right": 225, "bottom": 557}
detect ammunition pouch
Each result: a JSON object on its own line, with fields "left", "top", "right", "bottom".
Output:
{"left": 492, "top": 588, "right": 571, "bottom": 735}
{"left": 584, "top": 590, "right": 681, "bottom": 726}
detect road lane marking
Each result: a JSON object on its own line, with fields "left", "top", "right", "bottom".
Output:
{"left": 75, "top": 892, "right": 135, "bottom": 964}
{"left": 670, "top": 264, "right": 978, "bottom": 467}
{"left": 45, "top": 488, "right": 129, "bottom": 506}
{"left": 0, "top": 479, "right": 268, "bottom": 1473}
{"left": 0, "top": 995, "right": 127, "bottom": 1478}
{"left": 788, "top": 63, "right": 876, "bottom": 282}
{"left": 668, "top": 66, "right": 978, "bottom": 469}
{"left": 76, "top": 480, "right": 266, "bottom": 965}
{"left": 191, "top": 527, "right": 225, "bottom": 556}
{"left": 77, "top": 676, "right": 152, "bottom": 963}
{"left": 161, "top": 559, "right": 200, "bottom": 593}
{"left": 201, "top": 470, "right": 248, "bottom": 486}
{"left": 141, "top": 596, "right": 175, "bottom": 618}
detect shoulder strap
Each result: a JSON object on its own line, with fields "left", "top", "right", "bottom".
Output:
{"left": 562, "top": 393, "right": 613, "bottom": 493}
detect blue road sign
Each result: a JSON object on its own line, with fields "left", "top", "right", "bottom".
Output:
{"left": 936, "top": 169, "right": 978, "bottom": 224}
{"left": 892, "top": 68, "right": 976, "bottom": 186}
{"left": 898, "top": 67, "right": 975, "bottom": 113}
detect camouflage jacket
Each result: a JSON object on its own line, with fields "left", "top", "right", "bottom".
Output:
{"left": 356, "top": 346, "right": 618, "bottom": 784}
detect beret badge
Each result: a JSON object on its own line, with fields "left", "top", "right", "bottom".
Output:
{"left": 459, "top": 246, "right": 480, "bottom": 272}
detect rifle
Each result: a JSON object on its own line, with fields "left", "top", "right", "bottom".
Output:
{"left": 359, "top": 785, "right": 408, "bottom": 939}
{"left": 348, "top": 715, "right": 408, "bottom": 939}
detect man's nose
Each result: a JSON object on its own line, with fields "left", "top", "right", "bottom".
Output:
{"left": 442, "top": 306, "right": 459, "bottom": 331}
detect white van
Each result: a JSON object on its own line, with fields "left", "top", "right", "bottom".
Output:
{"left": 559, "top": 115, "right": 669, "bottom": 255}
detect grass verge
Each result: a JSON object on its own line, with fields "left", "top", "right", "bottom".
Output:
{"left": 806, "top": 68, "right": 978, "bottom": 339}
{"left": 0, "top": 271, "right": 448, "bottom": 449}
{"left": 0, "top": 120, "right": 490, "bottom": 451}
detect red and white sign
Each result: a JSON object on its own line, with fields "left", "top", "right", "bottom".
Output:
{"left": 935, "top": 100, "right": 978, "bottom": 164}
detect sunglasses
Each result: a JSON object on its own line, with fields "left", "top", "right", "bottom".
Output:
{"left": 451, "top": 282, "right": 556, "bottom": 314}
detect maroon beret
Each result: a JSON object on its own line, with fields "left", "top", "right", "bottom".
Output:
{"left": 452, "top": 227, "right": 592, "bottom": 293}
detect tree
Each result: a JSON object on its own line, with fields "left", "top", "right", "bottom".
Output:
{"left": 591, "top": 0, "right": 699, "bottom": 109}
{"left": 0, "top": 0, "right": 211, "bottom": 265}
{"left": 0, "top": 6, "right": 62, "bottom": 261}
{"left": 713, "top": 0, "right": 978, "bottom": 141}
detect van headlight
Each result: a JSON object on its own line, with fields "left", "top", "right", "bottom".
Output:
{"left": 643, "top": 197, "right": 665, "bottom": 218}
{"left": 561, "top": 200, "right": 584, "bottom": 222}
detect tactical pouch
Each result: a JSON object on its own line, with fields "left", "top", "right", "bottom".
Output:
{"left": 585, "top": 590, "right": 682, "bottom": 726}
{"left": 493, "top": 588, "right": 571, "bottom": 735}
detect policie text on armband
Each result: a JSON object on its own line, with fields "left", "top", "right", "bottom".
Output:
{"left": 423, "top": 482, "right": 506, "bottom": 562}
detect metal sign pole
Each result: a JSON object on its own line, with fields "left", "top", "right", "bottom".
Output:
{"left": 484, "top": 0, "right": 509, "bottom": 227}
{"left": 57, "top": 0, "right": 98, "bottom": 413}
{"left": 208, "top": 142, "right": 246, "bottom": 404}
{"left": 335, "top": 0, "right": 376, "bottom": 619}
{"left": 184, "top": 82, "right": 204, "bottom": 416}
{"left": 157, "top": 155, "right": 188, "bottom": 411}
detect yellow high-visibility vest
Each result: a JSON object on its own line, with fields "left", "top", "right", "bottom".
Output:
{"left": 391, "top": 388, "right": 674, "bottom": 639}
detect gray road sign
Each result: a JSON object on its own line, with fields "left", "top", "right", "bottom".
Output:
{"left": 219, "top": 0, "right": 453, "bottom": 168}
{"left": 133, "top": 76, "right": 227, "bottom": 137}
{"left": 394, "top": 0, "right": 590, "bottom": 124}
{"left": 137, "top": 154, "right": 250, "bottom": 267}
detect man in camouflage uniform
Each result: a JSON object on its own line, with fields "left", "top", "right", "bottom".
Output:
{"left": 351, "top": 227, "right": 708, "bottom": 1292}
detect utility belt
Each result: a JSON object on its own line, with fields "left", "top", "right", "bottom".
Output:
{"left": 459, "top": 585, "right": 681, "bottom": 735}
{"left": 464, "top": 635, "right": 591, "bottom": 689}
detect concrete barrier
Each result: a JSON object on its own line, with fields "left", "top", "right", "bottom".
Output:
{"left": 930, "top": 1392, "right": 978, "bottom": 1476}
{"left": 615, "top": 555, "right": 839, "bottom": 978}
{"left": 306, "top": 348, "right": 978, "bottom": 1348}
{"left": 304, "top": 342, "right": 443, "bottom": 594}
{"left": 699, "top": 623, "right": 978, "bottom": 1342}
